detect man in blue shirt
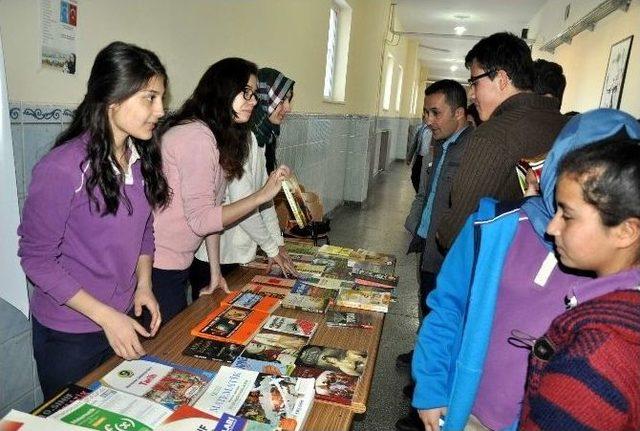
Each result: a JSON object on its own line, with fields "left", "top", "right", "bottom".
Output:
{"left": 406, "top": 116, "right": 433, "bottom": 193}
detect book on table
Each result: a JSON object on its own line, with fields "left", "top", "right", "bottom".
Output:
{"left": 221, "top": 290, "right": 281, "bottom": 313}
{"left": 31, "top": 383, "right": 92, "bottom": 417}
{"left": 231, "top": 356, "right": 294, "bottom": 376}
{"left": 325, "top": 310, "right": 373, "bottom": 329}
{"left": 99, "top": 355, "right": 215, "bottom": 411}
{"left": 182, "top": 337, "right": 245, "bottom": 363}
{"left": 0, "top": 409, "right": 87, "bottom": 430}
{"left": 335, "top": 287, "right": 391, "bottom": 313}
{"left": 240, "top": 329, "right": 310, "bottom": 368}
{"left": 49, "top": 386, "right": 173, "bottom": 430}
{"left": 157, "top": 405, "right": 276, "bottom": 431}
{"left": 193, "top": 366, "right": 315, "bottom": 431}
{"left": 262, "top": 315, "right": 318, "bottom": 338}
{"left": 251, "top": 274, "right": 296, "bottom": 289}
{"left": 241, "top": 282, "right": 290, "bottom": 300}
{"left": 280, "top": 280, "right": 337, "bottom": 314}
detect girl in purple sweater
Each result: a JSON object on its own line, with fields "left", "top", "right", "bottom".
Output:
{"left": 18, "top": 42, "right": 170, "bottom": 398}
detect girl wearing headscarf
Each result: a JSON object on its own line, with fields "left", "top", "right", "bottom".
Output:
{"left": 189, "top": 68, "right": 298, "bottom": 300}
{"left": 410, "top": 110, "right": 640, "bottom": 431}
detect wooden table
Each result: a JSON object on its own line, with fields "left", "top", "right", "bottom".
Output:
{"left": 78, "top": 267, "right": 386, "bottom": 430}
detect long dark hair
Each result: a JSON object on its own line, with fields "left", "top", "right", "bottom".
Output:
{"left": 158, "top": 57, "right": 258, "bottom": 180}
{"left": 54, "top": 41, "right": 170, "bottom": 215}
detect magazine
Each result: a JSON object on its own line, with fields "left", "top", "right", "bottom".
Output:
{"left": 182, "top": 337, "right": 244, "bottom": 363}
{"left": 295, "top": 345, "right": 368, "bottom": 377}
{"left": 193, "top": 366, "right": 315, "bottom": 431}
{"left": 325, "top": 310, "right": 373, "bottom": 329}
{"left": 157, "top": 406, "right": 275, "bottom": 431}
{"left": 262, "top": 315, "right": 318, "bottom": 338}
{"left": 31, "top": 384, "right": 92, "bottom": 417}
{"left": 335, "top": 288, "right": 391, "bottom": 313}
{"left": 50, "top": 386, "right": 173, "bottom": 430}
{"left": 100, "top": 356, "right": 214, "bottom": 410}
{"left": 282, "top": 175, "right": 313, "bottom": 228}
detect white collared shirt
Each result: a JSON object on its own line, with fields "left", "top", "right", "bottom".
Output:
{"left": 110, "top": 137, "right": 140, "bottom": 185}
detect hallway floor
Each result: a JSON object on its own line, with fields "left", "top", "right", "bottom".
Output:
{"left": 327, "top": 161, "right": 420, "bottom": 430}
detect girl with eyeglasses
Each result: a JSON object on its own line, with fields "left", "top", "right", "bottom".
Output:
{"left": 152, "top": 58, "right": 290, "bottom": 324}
{"left": 189, "top": 67, "right": 299, "bottom": 300}
{"left": 18, "top": 41, "right": 170, "bottom": 398}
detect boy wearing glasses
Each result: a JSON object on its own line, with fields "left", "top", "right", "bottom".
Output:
{"left": 435, "top": 32, "right": 567, "bottom": 252}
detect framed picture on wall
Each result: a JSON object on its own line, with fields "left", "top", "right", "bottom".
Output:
{"left": 599, "top": 35, "right": 633, "bottom": 109}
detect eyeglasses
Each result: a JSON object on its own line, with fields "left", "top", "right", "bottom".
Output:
{"left": 467, "top": 69, "right": 496, "bottom": 87}
{"left": 242, "top": 87, "right": 257, "bottom": 101}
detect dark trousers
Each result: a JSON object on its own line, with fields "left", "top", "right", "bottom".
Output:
{"left": 419, "top": 270, "right": 436, "bottom": 321}
{"left": 188, "top": 258, "right": 239, "bottom": 302}
{"left": 151, "top": 267, "right": 190, "bottom": 325}
{"left": 32, "top": 317, "right": 113, "bottom": 400}
{"left": 411, "top": 155, "right": 423, "bottom": 193}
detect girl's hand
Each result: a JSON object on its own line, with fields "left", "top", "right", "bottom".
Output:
{"left": 199, "top": 271, "right": 230, "bottom": 296}
{"left": 99, "top": 308, "right": 150, "bottom": 360}
{"left": 266, "top": 246, "right": 300, "bottom": 278}
{"left": 134, "top": 284, "right": 161, "bottom": 336}
{"left": 418, "top": 407, "right": 447, "bottom": 431}
{"left": 259, "top": 165, "right": 291, "bottom": 203}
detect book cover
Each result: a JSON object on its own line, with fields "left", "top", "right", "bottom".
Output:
{"left": 292, "top": 366, "right": 358, "bottom": 406}
{"left": 290, "top": 281, "right": 339, "bottom": 300}
{"left": 516, "top": 154, "right": 545, "bottom": 195}
{"left": 284, "top": 241, "right": 318, "bottom": 256}
{"left": 182, "top": 337, "right": 244, "bottom": 363}
{"left": 31, "top": 384, "right": 92, "bottom": 417}
{"left": 0, "top": 410, "right": 87, "bottom": 431}
{"left": 293, "top": 262, "right": 326, "bottom": 276}
{"left": 50, "top": 386, "right": 173, "bottom": 430}
{"left": 299, "top": 275, "right": 355, "bottom": 290}
{"left": 348, "top": 249, "right": 396, "bottom": 267}
{"left": 295, "top": 345, "right": 368, "bottom": 377}
{"left": 191, "top": 303, "right": 269, "bottom": 345}
{"left": 335, "top": 288, "right": 391, "bottom": 313}
{"left": 351, "top": 261, "right": 396, "bottom": 275}
{"left": 231, "top": 356, "right": 294, "bottom": 376}
{"left": 100, "top": 356, "right": 215, "bottom": 410}
{"left": 242, "top": 331, "right": 309, "bottom": 366}
{"left": 325, "top": 310, "right": 373, "bottom": 329}
{"left": 317, "top": 245, "right": 354, "bottom": 258}
{"left": 352, "top": 269, "right": 398, "bottom": 288}
{"left": 193, "top": 366, "right": 315, "bottom": 431}
{"left": 242, "top": 283, "right": 290, "bottom": 300}
{"left": 262, "top": 315, "right": 318, "bottom": 338}
{"left": 282, "top": 175, "right": 313, "bottom": 229}
{"left": 281, "top": 292, "right": 330, "bottom": 314}
{"left": 156, "top": 405, "right": 219, "bottom": 431}
{"left": 251, "top": 275, "right": 296, "bottom": 289}
{"left": 222, "top": 291, "right": 280, "bottom": 313}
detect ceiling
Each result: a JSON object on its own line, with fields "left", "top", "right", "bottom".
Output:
{"left": 394, "top": 0, "right": 548, "bottom": 82}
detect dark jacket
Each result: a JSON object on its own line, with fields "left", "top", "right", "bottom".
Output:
{"left": 436, "top": 92, "right": 567, "bottom": 250}
{"left": 405, "top": 125, "right": 473, "bottom": 273}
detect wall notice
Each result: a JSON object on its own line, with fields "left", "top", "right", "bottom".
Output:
{"left": 40, "top": 0, "right": 77, "bottom": 74}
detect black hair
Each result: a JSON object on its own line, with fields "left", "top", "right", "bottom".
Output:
{"left": 560, "top": 138, "right": 640, "bottom": 227}
{"left": 425, "top": 79, "right": 467, "bottom": 113}
{"left": 159, "top": 57, "right": 258, "bottom": 180}
{"left": 55, "top": 41, "right": 170, "bottom": 215}
{"left": 466, "top": 103, "right": 483, "bottom": 127}
{"left": 465, "top": 32, "right": 534, "bottom": 91}
{"left": 533, "top": 59, "right": 566, "bottom": 104}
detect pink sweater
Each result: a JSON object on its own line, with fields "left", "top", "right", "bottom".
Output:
{"left": 153, "top": 121, "right": 226, "bottom": 270}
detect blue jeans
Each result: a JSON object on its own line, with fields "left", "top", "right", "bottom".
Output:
{"left": 32, "top": 317, "right": 113, "bottom": 400}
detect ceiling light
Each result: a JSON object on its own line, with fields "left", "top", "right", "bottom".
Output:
{"left": 450, "top": 65, "right": 458, "bottom": 72}
{"left": 454, "top": 26, "right": 466, "bottom": 35}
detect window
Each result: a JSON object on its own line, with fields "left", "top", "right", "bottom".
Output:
{"left": 409, "top": 82, "right": 418, "bottom": 115}
{"left": 323, "top": 0, "right": 352, "bottom": 102}
{"left": 395, "top": 66, "right": 404, "bottom": 112}
{"left": 382, "top": 55, "right": 394, "bottom": 110}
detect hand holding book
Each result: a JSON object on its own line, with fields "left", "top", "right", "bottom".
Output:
{"left": 259, "top": 164, "right": 291, "bottom": 204}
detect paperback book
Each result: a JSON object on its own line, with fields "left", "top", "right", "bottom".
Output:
{"left": 281, "top": 293, "right": 330, "bottom": 314}
{"left": 282, "top": 175, "right": 313, "bottom": 229}
{"left": 157, "top": 406, "right": 275, "bottom": 431}
{"left": 292, "top": 366, "right": 359, "bottom": 406}
{"left": 325, "top": 310, "right": 373, "bottom": 329}
{"left": 241, "top": 331, "right": 309, "bottom": 366}
{"left": 295, "top": 345, "right": 368, "bottom": 377}
{"left": 335, "top": 288, "right": 391, "bottom": 313}
{"left": 190, "top": 303, "right": 269, "bottom": 345}
{"left": 231, "top": 356, "right": 294, "bottom": 376}
{"left": 262, "top": 315, "right": 318, "bottom": 338}
{"left": 182, "top": 337, "right": 245, "bottom": 363}
{"left": 299, "top": 275, "right": 355, "bottom": 290}
{"left": 352, "top": 269, "right": 399, "bottom": 289}
{"left": 31, "top": 384, "right": 92, "bottom": 417}
{"left": 251, "top": 275, "right": 296, "bottom": 289}
{"left": 347, "top": 249, "right": 396, "bottom": 267}
{"left": 50, "top": 386, "right": 173, "bottom": 430}
{"left": 193, "top": 366, "right": 315, "bottom": 431}
{"left": 221, "top": 291, "right": 280, "bottom": 313}
{"left": 241, "top": 282, "right": 290, "bottom": 300}
{"left": 100, "top": 356, "right": 215, "bottom": 410}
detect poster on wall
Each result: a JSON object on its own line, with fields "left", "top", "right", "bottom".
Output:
{"left": 599, "top": 35, "right": 633, "bottom": 109}
{"left": 40, "top": 0, "right": 78, "bottom": 74}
